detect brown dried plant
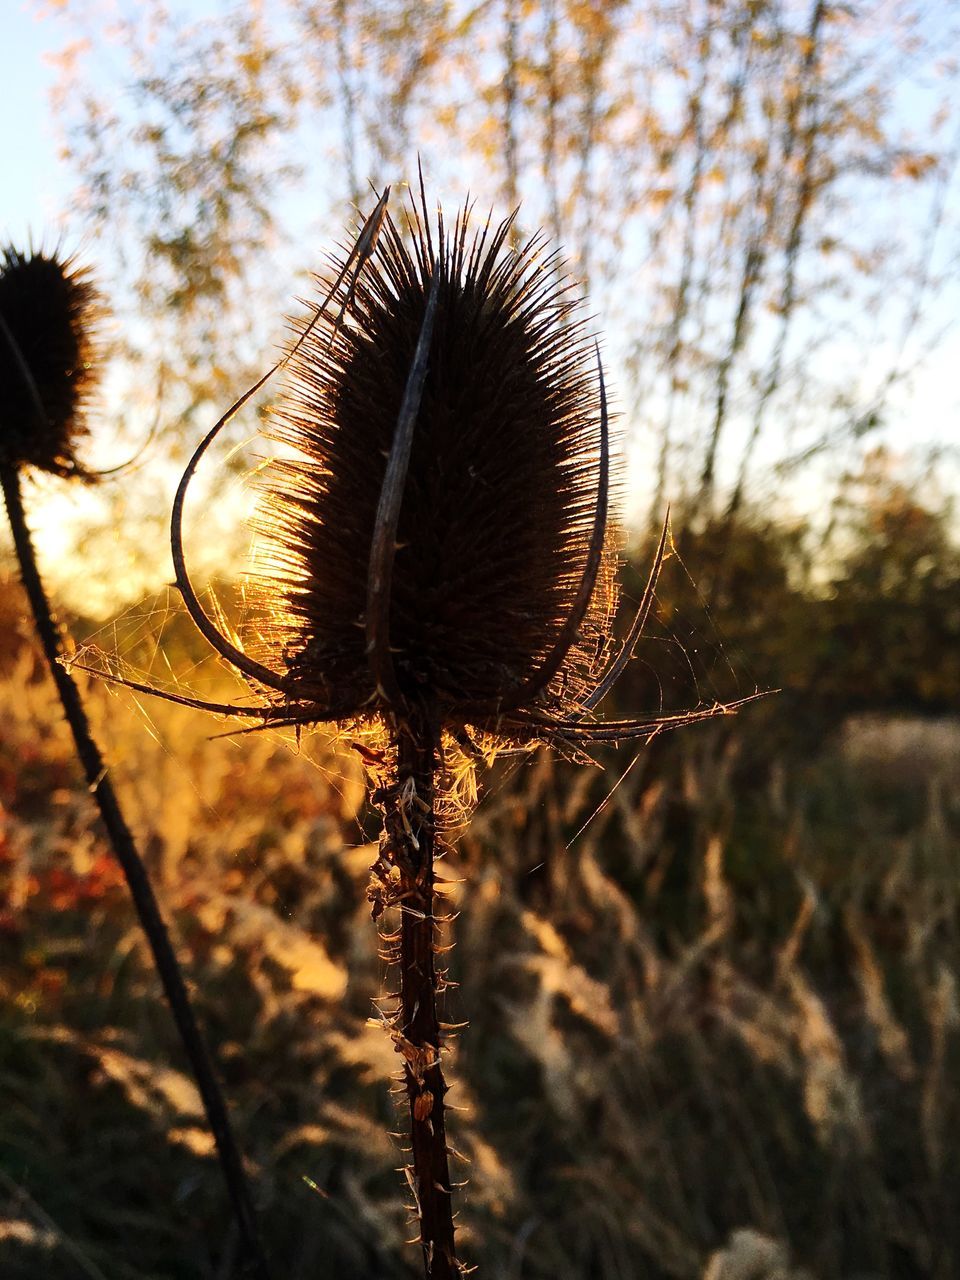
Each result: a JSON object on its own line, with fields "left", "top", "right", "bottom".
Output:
{"left": 94, "top": 181, "right": 751, "bottom": 1278}
{"left": 0, "top": 246, "right": 270, "bottom": 1279}
{"left": 0, "top": 246, "right": 100, "bottom": 479}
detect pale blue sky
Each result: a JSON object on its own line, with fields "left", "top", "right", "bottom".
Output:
{"left": 2, "top": 3, "right": 70, "bottom": 246}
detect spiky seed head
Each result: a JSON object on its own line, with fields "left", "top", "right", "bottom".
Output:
{"left": 0, "top": 247, "right": 101, "bottom": 478}
{"left": 251, "top": 197, "right": 619, "bottom": 729}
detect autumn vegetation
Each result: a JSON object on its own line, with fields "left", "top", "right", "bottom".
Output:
{"left": 2, "top": 1, "right": 959, "bottom": 1277}
{"left": 2, "top": 477, "right": 959, "bottom": 1276}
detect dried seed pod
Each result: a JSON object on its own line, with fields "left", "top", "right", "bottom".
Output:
{"left": 250, "top": 194, "right": 619, "bottom": 730}
{"left": 0, "top": 247, "right": 101, "bottom": 478}
{"left": 102, "top": 187, "right": 743, "bottom": 747}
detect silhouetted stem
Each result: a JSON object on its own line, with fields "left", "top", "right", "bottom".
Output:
{"left": 391, "top": 716, "right": 460, "bottom": 1279}
{"left": 1, "top": 465, "right": 270, "bottom": 1280}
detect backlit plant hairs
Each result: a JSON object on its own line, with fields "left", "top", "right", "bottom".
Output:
{"left": 120, "top": 186, "right": 739, "bottom": 751}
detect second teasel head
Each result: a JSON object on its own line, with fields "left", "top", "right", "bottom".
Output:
{"left": 0, "top": 247, "right": 101, "bottom": 479}
{"left": 250, "top": 194, "right": 620, "bottom": 735}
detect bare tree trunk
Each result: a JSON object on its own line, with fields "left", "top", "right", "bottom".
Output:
{"left": 542, "top": 0, "right": 563, "bottom": 244}
{"left": 697, "top": 14, "right": 776, "bottom": 508}
{"left": 726, "top": 0, "right": 827, "bottom": 525}
{"left": 573, "top": 6, "right": 616, "bottom": 290}
{"left": 651, "top": 10, "right": 714, "bottom": 523}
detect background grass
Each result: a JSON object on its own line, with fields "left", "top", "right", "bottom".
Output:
{"left": 0, "top": 507, "right": 958, "bottom": 1279}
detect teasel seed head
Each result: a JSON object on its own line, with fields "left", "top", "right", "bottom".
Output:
{"left": 251, "top": 195, "right": 619, "bottom": 735}
{"left": 162, "top": 188, "right": 735, "bottom": 757}
{"left": 0, "top": 246, "right": 101, "bottom": 479}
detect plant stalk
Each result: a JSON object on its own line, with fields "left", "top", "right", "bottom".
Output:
{"left": 1, "top": 464, "right": 270, "bottom": 1280}
{"left": 388, "top": 715, "right": 460, "bottom": 1279}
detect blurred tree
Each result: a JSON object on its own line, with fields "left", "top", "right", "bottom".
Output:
{"left": 35, "top": 0, "right": 960, "bottom": 601}
{"left": 50, "top": 1, "right": 302, "bottom": 423}
{"left": 821, "top": 449, "right": 960, "bottom": 712}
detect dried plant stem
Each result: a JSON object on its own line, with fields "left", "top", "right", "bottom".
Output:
{"left": 385, "top": 715, "right": 460, "bottom": 1279}
{"left": 0, "top": 464, "right": 270, "bottom": 1280}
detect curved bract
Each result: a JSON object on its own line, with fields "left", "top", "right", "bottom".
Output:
{"left": 170, "top": 186, "right": 396, "bottom": 703}
{"left": 365, "top": 263, "right": 442, "bottom": 707}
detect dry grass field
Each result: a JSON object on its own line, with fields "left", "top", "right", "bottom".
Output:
{"left": 0, "top": 559, "right": 957, "bottom": 1279}
{"left": 5, "top": 4, "right": 959, "bottom": 1270}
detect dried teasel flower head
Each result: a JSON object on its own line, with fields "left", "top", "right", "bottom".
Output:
{"left": 161, "top": 185, "right": 746, "bottom": 755}
{"left": 0, "top": 246, "right": 101, "bottom": 479}
{"left": 250, "top": 192, "right": 619, "bottom": 736}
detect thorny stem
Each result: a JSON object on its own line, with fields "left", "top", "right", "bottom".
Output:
{"left": 377, "top": 713, "right": 460, "bottom": 1279}
{"left": 0, "top": 465, "right": 270, "bottom": 1280}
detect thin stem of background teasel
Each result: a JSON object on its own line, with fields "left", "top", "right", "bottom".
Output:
{"left": 0, "top": 465, "right": 271, "bottom": 1280}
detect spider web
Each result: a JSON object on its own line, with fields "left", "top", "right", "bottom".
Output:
{"left": 70, "top": 518, "right": 767, "bottom": 897}
{"left": 615, "top": 526, "right": 761, "bottom": 719}
{"left": 471, "top": 524, "right": 768, "bottom": 849}
{"left": 70, "top": 586, "right": 371, "bottom": 916}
